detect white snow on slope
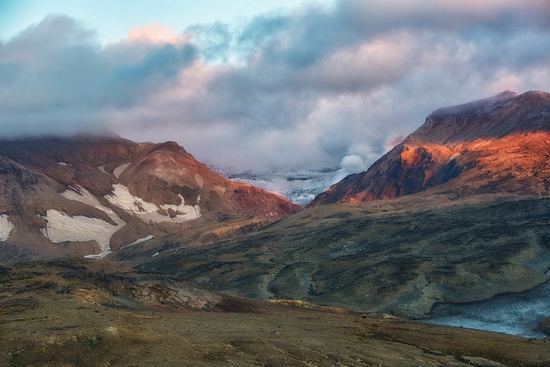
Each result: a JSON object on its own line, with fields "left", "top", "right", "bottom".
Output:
{"left": 105, "top": 184, "right": 201, "bottom": 223}
{"left": 42, "top": 181, "right": 200, "bottom": 258}
{"left": 0, "top": 214, "right": 14, "bottom": 241}
{"left": 57, "top": 185, "right": 126, "bottom": 258}
{"left": 121, "top": 235, "right": 155, "bottom": 249}
{"left": 113, "top": 163, "right": 130, "bottom": 178}
{"left": 98, "top": 165, "right": 107, "bottom": 174}
{"left": 62, "top": 186, "right": 107, "bottom": 211}
{"left": 57, "top": 162, "right": 69, "bottom": 166}
{"left": 41, "top": 210, "right": 120, "bottom": 257}
{"left": 61, "top": 185, "right": 126, "bottom": 227}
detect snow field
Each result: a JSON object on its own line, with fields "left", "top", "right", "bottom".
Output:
{"left": 53, "top": 185, "right": 126, "bottom": 257}
{"left": 120, "top": 235, "right": 155, "bottom": 249}
{"left": 41, "top": 209, "right": 119, "bottom": 256}
{"left": 42, "top": 183, "right": 201, "bottom": 258}
{"left": 0, "top": 214, "right": 14, "bottom": 241}
{"left": 105, "top": 184, "right": 201, "bottom": 223}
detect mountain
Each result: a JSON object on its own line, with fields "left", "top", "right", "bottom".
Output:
{"left": 1, "top": 94, "right": 550, "bottom": 362}
{"left": 139, "top": 194, "right": 550, "bottom": 322}
{"left": 310, "top": 90, "right": 550, "bottom": 206}
{"left": 135, "top": 91, "right": 550, "bottom": 331}
{"left": 0, "top": 135, "right": 300, "bottom": 262}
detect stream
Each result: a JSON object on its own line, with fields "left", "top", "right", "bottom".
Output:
{"left": 424, "top": 280, "right": 550, "bottom": 339}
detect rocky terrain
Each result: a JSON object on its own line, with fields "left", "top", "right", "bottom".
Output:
{"left": 310, "top": 91, "right": 550, "bottom": 205}
{"left": 1, "top": 259, "right": 549, "bottom": 367}
{"left": 0, "top": 135, "right": 300, "bottom": 262}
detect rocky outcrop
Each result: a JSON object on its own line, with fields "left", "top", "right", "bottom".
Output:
{"left": 310, "top": 90, "right": 550, "bottom": 206}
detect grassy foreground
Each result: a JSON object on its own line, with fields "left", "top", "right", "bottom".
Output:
{"left": 0, "top": 259, "right": 549, "bottom": 366}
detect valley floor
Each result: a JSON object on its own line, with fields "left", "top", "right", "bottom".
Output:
{"left": 3, "top": 297, "right": 550, "bottom": 367}
{"left": 1, "top": 260, "right": 549, "bottom": 367}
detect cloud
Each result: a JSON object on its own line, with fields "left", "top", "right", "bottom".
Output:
{"left": 126, "top": 24, "right": 190, "bottom": 45}
{"left": 1, "top": 1, "right": 550, "bottom": 173}
{"left": 0, "top": 15, "right": 197, "bottom": 136}
{"left": 341, "top": 154, "right": 365, "bottom": 173}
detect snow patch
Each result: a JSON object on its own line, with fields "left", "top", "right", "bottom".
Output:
{"left": 59, "top": 185, "right": 126, "bottom": 258}
{"left": 0, "top": 214, "right": 14, "bottom": 241}
{"left": 105, "top": 184, "right": 201, "bottom": 223}
{"left": 62, "top": 186, "right": 105, "bottom": 210}
{"left": 41, "top": 210, "right": 120, "bottom": 258}
{"left": 98, "top": 165, "right": 107, "bottom": 174}
{"left": 61, "top": 185, "right": 125, "bottom": 225}
{"left": 121, "top": 235, "right": 155, "bottom": 249}
{"left": 152, "top": 252, "right": 160, "bottom": 257}
{"left": 113, "top": 163, "right": 130, "bottom": 178}
{"left": 57, "top": 162, "right": 69, "bottom": 167}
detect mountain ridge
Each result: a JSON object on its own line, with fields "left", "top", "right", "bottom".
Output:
{"left": 0, "top": 135, "right": 300, "bottom": 262}
{"left": 309, "top": 90, "right": 550, "bottom": 206}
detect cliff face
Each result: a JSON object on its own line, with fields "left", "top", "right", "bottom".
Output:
{"left": 0, "top": 135, "right": 300, "bottom": 261}
{"left": 310, "top": 91, "right": 550, "bottom": 206}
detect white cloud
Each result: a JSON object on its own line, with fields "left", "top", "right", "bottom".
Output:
{"left": 341, "top": 154, "right": 365, "bottom": 173}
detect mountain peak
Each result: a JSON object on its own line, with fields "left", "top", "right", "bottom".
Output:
{"left": 310, "top": 91, "right": 550, "bottom": 206}
{"left": 412, "top": 90, "right": 550, "bottom": 145}
{"left": 431, "top": 90, "right": 517, "bottom": 117}
{"left": 0, "top": 135, "right": 301, "bottom": 262}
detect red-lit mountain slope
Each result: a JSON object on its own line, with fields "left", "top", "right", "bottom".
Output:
{"left": 310, "top": 90, "right": 550, "bottom": 206}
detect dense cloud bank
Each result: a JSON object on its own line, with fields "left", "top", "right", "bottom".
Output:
{"left": 1, "top": 0, "right": 549, "bottom": 171}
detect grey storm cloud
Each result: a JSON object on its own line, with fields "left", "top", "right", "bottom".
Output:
{"left": 1, "top": 0, "right": 550, "bottom": 171}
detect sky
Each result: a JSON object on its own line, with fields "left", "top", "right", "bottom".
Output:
{"left": 1, "top": 0, "right": 550, "bottom": 173}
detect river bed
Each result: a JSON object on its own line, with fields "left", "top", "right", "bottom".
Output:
{"left": 424, "top": 280, "right": 550, "bottom": 339}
